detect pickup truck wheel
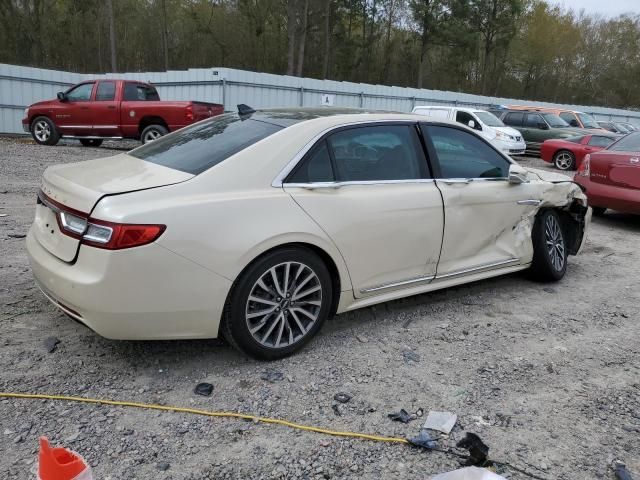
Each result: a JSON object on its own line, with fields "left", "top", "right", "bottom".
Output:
{"left": 79, "top": 139, "right": 103, "bottom": 147}
{"left": 141, "top": 124, "right": 168, "bottom": 144}
{"left": 528, "top": 209, "right": 567, "bottom": 282}
{"left": 31, "top": 117, "right": 60, "bottom": 146}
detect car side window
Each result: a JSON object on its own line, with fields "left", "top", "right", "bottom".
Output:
{"left": 503, "top": 112, "right": 523, "bottom": 127}
{"left": 325, "top": 125, "right": 429, "bottom": 182}
{"left": 287, "top": 141, "right": 334, "bottom": 183}
{"left": 423, "top": 125, "right": 510, "bottom": 179}
{"left": 66, "top": 83, "right": 94, "bottom": 101}
{"left": 455, "top": 111, "right": 478, "bottom": 130}
{"left": 588, "top": 136, "right": 614, "bottom": 147}
{"left": 95, "top": 81, "right": 116, "bottom": 101}
{"left": 525, "top": 113, "right": 544, "bottom": 128}
{"left": 559, "top": 112, "right": 575, "bottom": 125}
{"left": 123, "top": 83, "right": 160, "bottom": 101}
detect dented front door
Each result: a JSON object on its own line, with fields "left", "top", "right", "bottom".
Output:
{"left": 421, "top": 124, "right": 541, "bottom": 277}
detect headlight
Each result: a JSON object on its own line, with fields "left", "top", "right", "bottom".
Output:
{"left": 495, "top": 131, "right": 509, "bottom": 140}
{"left": 23, "top": 107, "right": 29, "bottom": 118}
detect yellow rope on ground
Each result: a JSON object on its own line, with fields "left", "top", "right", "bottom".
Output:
{"left": 0, "top": 392, "right": 409, "bottom": 445}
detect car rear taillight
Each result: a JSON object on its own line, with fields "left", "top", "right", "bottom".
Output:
{"left": 38, "top": 191, "right": 165, "bottom": 250}
{"left": 186, "top": 105, "right": 194, "bottom": 121}
{"left": 577, "top": 154, "right": 591, "bottom": 177}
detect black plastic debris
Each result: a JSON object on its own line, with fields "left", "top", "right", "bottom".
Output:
{"left": 332, "top": 404, "right": 342, "bottom": 416}
{"left": 44, "top": 336, "right": 60, "bottom": 353}
{"left": 334, "top": 392, "right": 352, "bottom": 404}
{"left": 194, "top": 382, "right": 214, "bottom": 396}
{"left": 402, "top": 351, "right": 421, "bottom": 363}
{"left": 615, "top": 463, "right": 634, "bottom": 480}
{"left": 408, "top": 429, "right": 438, "bottom": 450}
{"left": 456, "top": 432, "right": 491, "bottom": 467}
{"left": 388, "top": 409, "right": 413, "bottom": 423}
{"left": 260, "top": 369, "right": 284, "bottom": 383}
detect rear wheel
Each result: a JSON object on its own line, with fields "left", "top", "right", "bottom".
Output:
{"left": 222, "top": 247, "right": 332, "bottom": 360}
{"left": 140, "top": 124, "right": 168, "bottom": 144}
{"left": 31, "top": 116, "right": 60, "bottom": 146}
{"left": 553, "top": 150, "right": 576, "bottom": 170}
{"left": 591, "top": 207, "right": 606, "bottom": 216}
{"left": 79, "top": 139, "right": 103, "bottom": 147}
{"left": 529, "top": 210, "right": 567, "bottom": 282}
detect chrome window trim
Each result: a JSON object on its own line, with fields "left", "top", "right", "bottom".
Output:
{"left": 271, "top": 119, "right": 424, "bottom": 188}
{"left": 435, "top": 258, "right": 520, "bottom": 280}
{"left": 284, "top": 179, "right": 436, "bottom": 189}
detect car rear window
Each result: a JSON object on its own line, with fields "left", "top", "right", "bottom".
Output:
{"left": 129, "top": 114, "right": 283, "bottom": 175}
{"left": 608, "top": 132, "right": 640, "bottom": 152}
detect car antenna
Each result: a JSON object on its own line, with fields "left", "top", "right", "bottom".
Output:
{"left": 237, "top": 104, "right": 256, "bottom": 116}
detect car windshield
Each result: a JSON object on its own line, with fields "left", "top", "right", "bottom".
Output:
{"left": 474, "top": 111, "right": 504, "bottom": 127}
{"left": 608, "top": 132, "right": 640, "bottom": 152}
{"left": 614, "top": 123, "right": 630, "bottom": 133}
{"left": 542, "top": 114, "right": 569, "bottom": 128}
{"left": 565, "top": 135, "right": 585, "bottom": 144}
{"left": 577, "top": 113, "right": 599, "bottom": 128}
{"left": 129, "top": 114, "right": 283, "bottom": 175}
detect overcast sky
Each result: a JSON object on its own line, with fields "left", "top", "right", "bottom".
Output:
{"left": 551, "top": 0, "right": 639, "bottom": 17}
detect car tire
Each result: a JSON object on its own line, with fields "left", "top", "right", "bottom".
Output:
{"left": 79, "top": 139, "right": 103, "bottom": 147}
{"left": 553, "top": 150, "right": 576, "bottom": 170}
{"left": 30, "top": 116, "right": 60, "bottom": 146}
{"left": 528, "top": 209, "right": 568, "bottom": 282}
{"left": 221, "top": 247, "right": 333, "bottom": 360}
{"left": 140, "top": 124, "right": 168, "bottom": 144}
{"left": 591, "top": 207, "right": 606, "bottom": 216}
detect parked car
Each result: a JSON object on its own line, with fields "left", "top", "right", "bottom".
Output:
{"left": 27, "top": 107, "right": 590, "bottom": 359}
{"left": 493, "top": 109, "right": 585, "bottom": 155}
{"left": 22, "top": 79, "right": 223, "bottom": 146}
{"left": 412, "top": 106, "right": 526, "bottom": 155}
{"left": 574, "top": 132, "right": 640, "bottom": 216}
{"left": 540, "top": 133, "right": 618, "bottom": 171}
{"left": 597, "top": 121, "right": 631, "bottom": 134}
{"left": 507, "top": 105, "right": 602, "bottom": 130}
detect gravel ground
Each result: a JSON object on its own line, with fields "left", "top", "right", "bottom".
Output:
{"left": 0, "top": 136, "right": 639, "bottom": 480}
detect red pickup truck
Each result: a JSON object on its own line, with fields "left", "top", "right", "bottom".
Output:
{"left": 22, "top": 79, "right": 224, "bottom": 146}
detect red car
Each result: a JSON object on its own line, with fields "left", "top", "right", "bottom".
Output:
{"left": 22, "top": 79, "right": 223, "bottom": 146}
{"left": 574, "top": 132, "right": 640, "bottom": 215}
{"left": 541, "top": 133, "right": 619, "bottom": 171}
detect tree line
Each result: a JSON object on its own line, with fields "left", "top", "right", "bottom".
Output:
{"left": 1, "top": 0, "right": 639, "bottom": 109}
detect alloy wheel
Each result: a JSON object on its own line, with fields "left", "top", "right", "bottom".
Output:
{"left": 245, "top": 261, "right": 322, "bottom": 349}
{"left": 34, "top": 120, "right": 51, "bottom": 142}
{"left": 545, "top": 214, "right": 565, "bottom": 271}
{"left": 143, "top": 129, "right": 162, "bottom": 142}
{"left": 554, "top": 152, "right": 573, "bottom": 170}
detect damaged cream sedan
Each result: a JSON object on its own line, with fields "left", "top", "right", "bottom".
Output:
{"left": 27, "top": 108, "right": 591, "bottom": 360}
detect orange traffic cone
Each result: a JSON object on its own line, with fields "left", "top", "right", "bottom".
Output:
{"left": 38, "top": 436, "right": 93, "bottom": 480}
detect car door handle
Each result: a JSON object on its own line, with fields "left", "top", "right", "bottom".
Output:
{"left": 517, "top": 199, "right": 542, "bottom": 206}
{"left": 440, "top": 178, "right": 472, "bottom": 185}
{"left": 107, "top": 105, "right": 116, "bottom": 110}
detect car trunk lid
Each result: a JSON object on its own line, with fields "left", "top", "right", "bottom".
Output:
{"left": 590, "top": 151, "right": 640, "bottom": 190}
{"left": 35, "top": 153, "right": 193, "bottom": 262}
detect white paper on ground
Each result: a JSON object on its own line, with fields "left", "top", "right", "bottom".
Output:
{"left": 430, "top": 466, "right": 506, "bottom": 480}
{"left": 423, "top": 411, "right": 457, "bottom": 434}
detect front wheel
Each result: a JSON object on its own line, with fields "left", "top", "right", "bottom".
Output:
{"left": 79, "top": 139, "right": 103, "bottom": 147}
{"left": 553, "top": 150, "right": 576, "bottom": 170}
{"left": 221, "top": 247, "right": 333, "bottom": 360}
{"left": 140, "top": 124, "right": 168, "bottom": 144}
{"left": 31, "top": 116, "right": 60, "bottom": 146}
{"left": 529, "top": 210, "right": 567, "bottom": 281}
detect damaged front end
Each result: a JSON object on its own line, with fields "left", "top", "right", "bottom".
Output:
{"left": 525, "top": 167, "right": 591, "bottom": 256}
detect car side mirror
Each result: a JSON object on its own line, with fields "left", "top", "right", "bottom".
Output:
{"left": 537, "top": 122, "right": 549, "bottom": 130}
{"left": 57, "top": 92, "right": 68, "bottom": 102}
{"left": 569, "top": 119, "right": 579, "bottom": 127}
{"left": 508, "top": 164, "right": 529, "bottom": 184}
{"left": 467, "top": 120, "right": 476, "bottom": 129}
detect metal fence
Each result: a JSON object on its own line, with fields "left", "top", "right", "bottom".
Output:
{"left": 2, "top": 62, "right": 639, "bottom": 135}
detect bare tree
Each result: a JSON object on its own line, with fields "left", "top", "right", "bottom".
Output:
{"left": 106, "top": 0, "right": 117, "bottom": 72}
{"left": 296, "top": 0, "right": 309, "bottom": 77}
